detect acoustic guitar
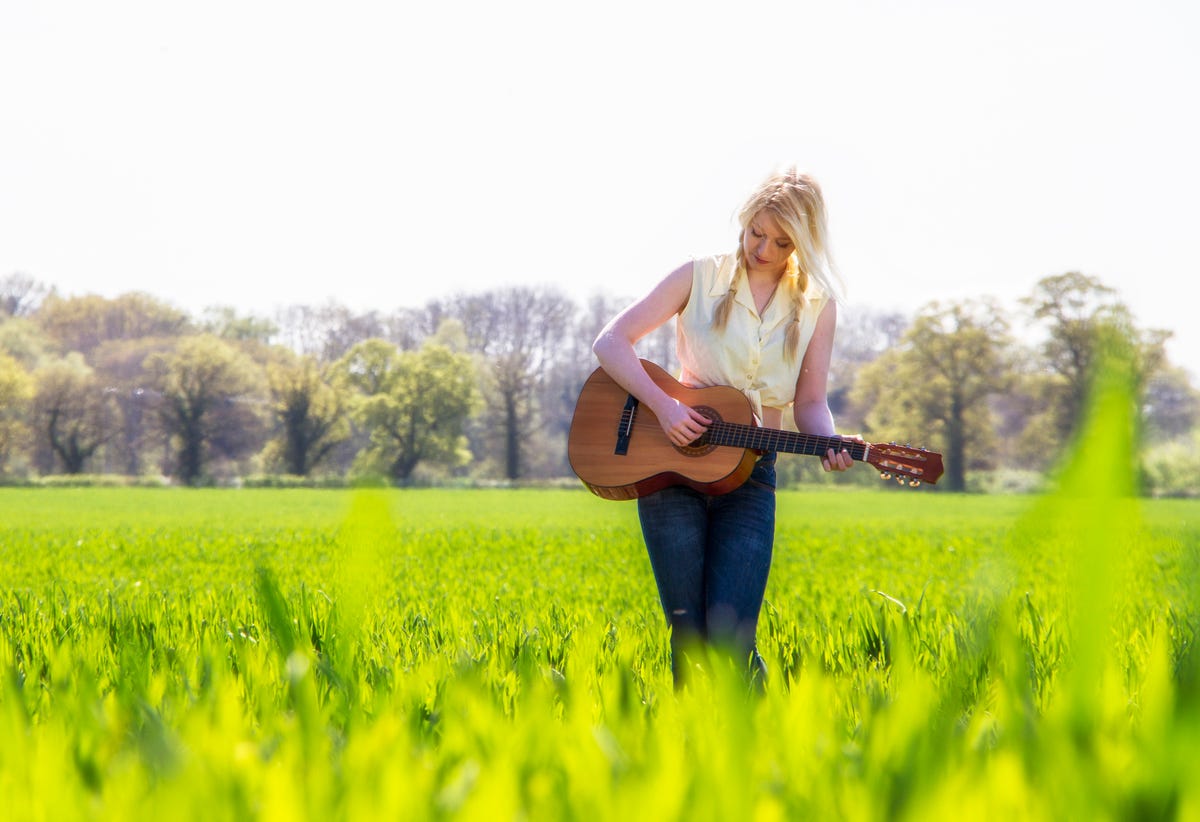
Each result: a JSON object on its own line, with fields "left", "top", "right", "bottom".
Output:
{"left": 568, "top": 360, "right": 943, "bottom": 500}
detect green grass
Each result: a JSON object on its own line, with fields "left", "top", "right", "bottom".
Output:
{"left": 1, "top": 483, "right": 1197, "bottom": 820}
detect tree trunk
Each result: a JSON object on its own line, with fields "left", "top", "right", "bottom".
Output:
{"left": 179, "top": 416, "right": 204, "bottom": 485}
{"left": 284, "top": 407, "right": 309, "bottom": 475}
{"left": 504, "top": 392, "right": 520, "bottom": 480}
{"left": 947, "top": 393, "right": 967, "bottom": 492}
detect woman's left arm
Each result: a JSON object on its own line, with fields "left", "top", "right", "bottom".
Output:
{"left": 792, "top": 301, "right": 856, "bottom": 472}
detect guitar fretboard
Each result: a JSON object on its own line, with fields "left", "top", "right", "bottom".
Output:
{"left": 705, "top": 421, "right": 869, "bottom": 462}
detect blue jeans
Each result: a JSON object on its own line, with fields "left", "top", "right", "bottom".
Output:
{"left": 637, "top": 453, "right": 776, "bottom": 686}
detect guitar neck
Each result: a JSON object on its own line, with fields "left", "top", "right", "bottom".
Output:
{"left": 706, "top": 421, "right": 867, "bottom": 461}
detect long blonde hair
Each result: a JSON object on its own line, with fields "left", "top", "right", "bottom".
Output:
{"left": 712, "top": 166, "right": 842, "bottom": 360}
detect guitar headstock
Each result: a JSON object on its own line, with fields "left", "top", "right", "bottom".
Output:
{"left": 865, "top": 442, "right": 944, "bottom": 487}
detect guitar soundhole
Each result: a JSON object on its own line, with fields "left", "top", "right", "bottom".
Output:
{"left": 677, "top": 406, "right": 721, "bottom": 457}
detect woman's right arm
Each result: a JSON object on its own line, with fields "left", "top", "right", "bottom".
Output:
{"left": 591, "top": 261, "right": 711, "bottom": 447}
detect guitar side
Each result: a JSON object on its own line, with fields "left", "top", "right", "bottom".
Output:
{"left": 567, "top": 362, "right": 759, "bottom": 500}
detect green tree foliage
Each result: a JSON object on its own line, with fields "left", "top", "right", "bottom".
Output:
{"left": 145, "top": 335, "right": 266, "bottom": 484}
{"left": 263, "top": 351, "right": 350, "bottom": 476}
{"left": 32, "top": 354, "right": 118, "bottom": 473}
{"left": 0, "top": 316, "right": 54, "bottom": 369}
{"left": 995, "top": 366, "right": 1063, "bottom": 474}
{"left": 37, "top": 292, "right": 191, "bottom": 356}
{"left": 200, "top": 305, "right": 279, "bottom": 345}
{"left": 334, "top": 336, "right": 479, "bottom": 482}
{"left": 0, "top": 351, "right": 33, "bottom": 474}
{"left": 852, "top": 300, "right": 1012, "bottom": 492}
{"left": 1143, "top": 429, "right": 1200, "bottom": 497}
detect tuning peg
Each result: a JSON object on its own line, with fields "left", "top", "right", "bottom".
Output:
{"left": 896, "top": 476, "right": 905, "bottom": 485}
{"left": 909, "top": 480, "right": 920, "bottom": 487}
{"left": 880, "top": 472, "right": 892, "bottom": 480}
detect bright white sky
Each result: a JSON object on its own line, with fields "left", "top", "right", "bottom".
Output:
{"left": 2, "top": 1, "right": 1198, "bottom": 378}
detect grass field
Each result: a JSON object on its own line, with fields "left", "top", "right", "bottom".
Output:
{"left": 1, "top": 479, "right": 1198, "bottom": 820}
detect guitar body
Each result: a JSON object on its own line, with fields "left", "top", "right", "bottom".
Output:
{"left": 567, "top": 361, "right": 760, "bottom": 500}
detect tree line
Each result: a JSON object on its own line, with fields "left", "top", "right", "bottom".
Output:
{"left": 0, "top": 271, "right": 1197, "bottom": 494}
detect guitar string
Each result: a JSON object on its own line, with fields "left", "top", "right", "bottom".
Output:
{"left": 611, "top": 418, "right": 871, "bottom": 461}
{"left": 602, "top": 418, "right": 942, "bottom": 480}
{"left": 605, "top": 391, "right": 936, "bottom": 479}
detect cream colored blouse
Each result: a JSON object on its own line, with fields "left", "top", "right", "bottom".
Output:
{"left": 675, "top": 254, "right": 831, "bottom": 421}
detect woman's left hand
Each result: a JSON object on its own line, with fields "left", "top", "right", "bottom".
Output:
{"left": 822, "top": 435, "right": 863, "bottom": 473}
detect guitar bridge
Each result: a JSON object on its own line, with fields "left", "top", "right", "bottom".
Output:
{"left": 614, "top": 394, "right": 638, "bottom": 455}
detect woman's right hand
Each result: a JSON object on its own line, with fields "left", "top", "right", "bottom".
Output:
{"left": 657, "top": 400, "right": 711, "bottom": 447}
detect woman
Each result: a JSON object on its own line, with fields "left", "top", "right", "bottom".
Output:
{"left": 592, "top": 166, "right": 855, "bottom": 687}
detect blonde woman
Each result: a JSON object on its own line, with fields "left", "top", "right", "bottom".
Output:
{"left": 592, "top": 166, "right": 855, "bottom": 687}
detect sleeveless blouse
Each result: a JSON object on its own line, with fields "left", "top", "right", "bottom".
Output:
{"left": 675, "top": 254, "right": 831, "bottom": 420}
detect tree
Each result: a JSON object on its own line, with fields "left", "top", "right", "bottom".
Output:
{"left": 385, "top": 306, "right": 440, "bottom": 352}
{"left": 1, "top": 272, "right": 50, "bottom": 317}
{"left": 852, "top": 300, "right": 1012, "bottom": 492}
{"left": 90, "top": 337, "right": 179, "bottom": 476}
{"left": 145, "top": 335, "right": 266, "bottom": 484}
{"left": 993, "top": 362, "right": 1062, "bottom": 473}
{"left": 201, "top": 305, "right": 279, "bottom": 345}
{"left": 1142, "top": 364, "right": 1200, "bottom": 443}
{"left": 1021, "top": 272, "right": 1170, "bottom": 442}
{"left": 0, "top": 352, "right": 33, "bottom": 475}
{"left": 831, "top": 307, "right": 909, "bottom": 431}
{"left": 441, "top": 287, "right": 575, "bottom": 479}
{"left": 334, "top": 336, "right": 479, "bottom": 482}
{"left": 37, "top": 292, "right": 191, "bottom": 356}
{"left": 312, "top": 304, "right": 387, "bottom": 361}
{"left": 0, "top": 315, "right": 54, "bottom": 369}
{"left": 33, "top": 354, "right": 118, "bottom": 474}
{"left": 271, "top": 301, "right": 395, "bottom": 363}
{"left": 262, "top": 351, "right": 350, "bottom": 476}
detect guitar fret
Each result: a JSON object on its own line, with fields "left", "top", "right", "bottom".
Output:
{"left": 708, "top": 422, "right": 868, "bottom": 462}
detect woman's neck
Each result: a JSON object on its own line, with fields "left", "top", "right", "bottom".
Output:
{"left": 745, "top": 268, "right": 784, "bottom": 314}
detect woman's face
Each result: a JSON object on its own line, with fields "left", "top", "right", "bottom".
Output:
{"left": 742, "top": 210, "right": 794, "bottom": 277}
